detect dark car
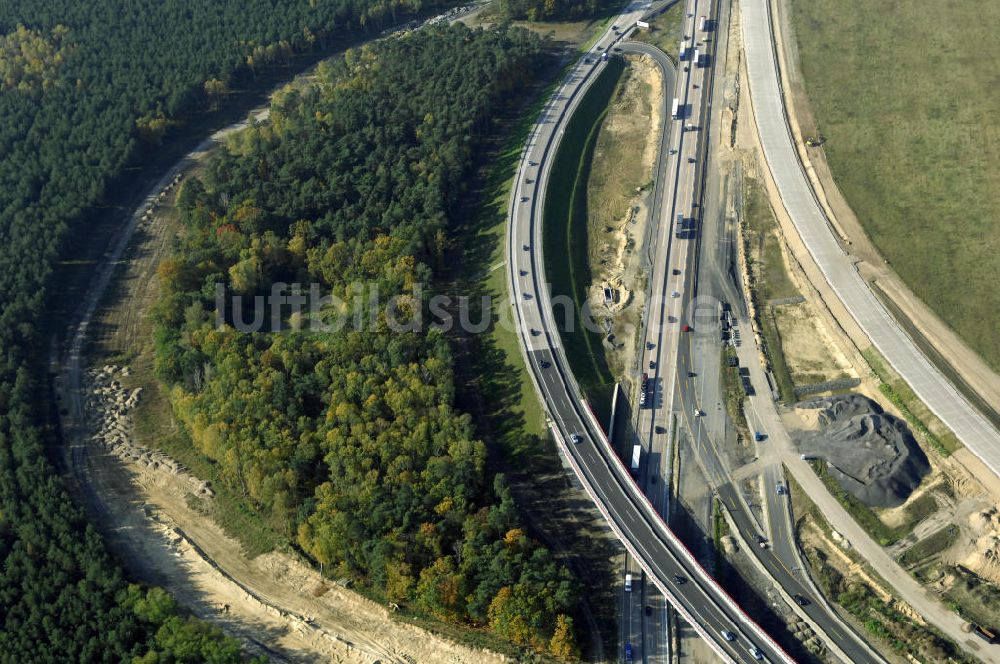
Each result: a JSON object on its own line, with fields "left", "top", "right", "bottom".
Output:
{"left": 540, "top": 360, "right": 551, "bottom": 369}
{"left": 673, "top": 575, "right": 686, "bottom": 584}
{"left": 644, "top": 605, "right": 652, "bottom": 617}
{"left": 793, "top": 594, "right": 810, "bottom": 606}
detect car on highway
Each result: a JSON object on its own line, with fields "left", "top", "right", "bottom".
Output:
{"left": 688, "top": 371, "right": 696, "bottom": 377}
{"left": 672, "top": 574, "right": 686, "bottom": 584}
{"left": 644, "top": 605, "right": 652, "bottom": 616}
{"left": 639, "top": 391, "right": 647, "bottom": 407}
{"left": 528, "top": 160, "right": 537, "bottom": 166}
{"left": 624, "top": 573, "right": 632, "bottom": 592}
{"left": 673, "top": 268, "right": 682, "bottom": 275}
{"left": 649, "top": 360, "right": 656, "bottom": 369}
{"left": 655, "top": 425, "right": 666, "bottom": 434}
{"left": 646, "top": 341, "right": 655, "bottom": 350}
{"left": 530, "top": 328, "right": 540, "bottom": 336}
{"left": 682, "top": 324, "right": 692, "bottom": 332}
{"left": 694, "top": 409, "right": 705, "bottom": 417}
{"left": 748, "top": 644, "right": 765, "bottom": 660}
{"left": 775, "top": 483, "right": 787, "bottom": 496}
{"left": 520, "top": 196, "right": 529, "bottom": 202}
{"left": 570, "top": 434, "right": 582, "bottom": 444}
{"left": 624, "top": 642, "right": 633, "bottom": 662}
{"left": 671, "top": 291, "right": 680, "bottom": 298}
{"left": 793, "top": 594, "right": 810, "bottom": 606}
{"left": 523, "top": 244, "right": 530, "bottom": 251}
{"left": 539, "top": 360, "right": 551, "bottom": 369}
{"left": 519, "top": 269, "right": 527, "bottom": 276}
{"left": 522, "top": 292, "right": 532, "bottom": 300}
{"left": 720, "top": 629, "right": 737, "bottom": 642}
{"left": 754, "top": 431, "right": 766, "bottom": 441}
{"left": 755, "top": 535, "right": 768, "bottom": 549}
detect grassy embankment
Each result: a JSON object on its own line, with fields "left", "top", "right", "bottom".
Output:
{"left": 542, "top": 57, "right": 626, "bottom": 424}
{"left": 787, "top": 0, "right": 1000, "bottom": 374}
{"left": 807, "top": 460, "right": 938, "bottom": 547}
{"left": 742, "top": 175, "right": 799, "bottom": 402}
{"left": 861, "top": 347, "right": 961, "bottom": 457}
{"left": 632, "top": 0, "right": 685, "bottom": 61}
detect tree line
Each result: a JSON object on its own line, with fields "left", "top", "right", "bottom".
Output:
{"left": 154, "top": 24, "right": 580, "bottom": 657}
{"left": 0, "top": 0, "right": 451, "bottom": 659}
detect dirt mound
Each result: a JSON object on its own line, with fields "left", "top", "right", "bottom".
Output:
{"left": 795, "top": 394, "right": 930, "bottom": 508}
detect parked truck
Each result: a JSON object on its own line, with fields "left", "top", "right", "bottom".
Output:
{"left": 674, "top": 213, "right": 684, "bottom": 238}
{"left": 671, "top": 97, "right": 680, "bottom": 120}
{"left": 630, "top": 444, "right": 641, "bottom": 476}
{"left": 698, "top": 15, "right": 707, "bottom": 32}
{"left": 693, "top": 48, "right": 701, "bottom": 68}
{"left": 679, "top": 43, "right": 688, "bottom": 61}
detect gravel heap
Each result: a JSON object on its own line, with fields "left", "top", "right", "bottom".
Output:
{"left": 795, "top": 394, "right": 929, "bottom": 508}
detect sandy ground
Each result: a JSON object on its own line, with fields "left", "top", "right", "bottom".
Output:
{"left": 586, "top": 54, "right": 663, "bottom": 379}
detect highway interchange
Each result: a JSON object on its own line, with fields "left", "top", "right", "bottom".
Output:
{"left": 508, "top": 1, "right": 795, "bottom": 661}
{"left": 504, "top": 0, "right": 975, "bottom": 661}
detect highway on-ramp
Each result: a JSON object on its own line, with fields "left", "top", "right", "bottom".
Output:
{"left": 507, "top": 2, "right": 793, "bottom": 661}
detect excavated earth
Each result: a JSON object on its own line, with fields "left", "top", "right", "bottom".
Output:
{"left": 794, "top": 394, "right": 930, "bottom": 508}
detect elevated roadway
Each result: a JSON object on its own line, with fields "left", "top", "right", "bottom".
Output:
{"left": 507, "top": 2, "right": 793, "bottom": 661}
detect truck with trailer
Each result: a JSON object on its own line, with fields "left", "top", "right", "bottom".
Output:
{"left": 630, "top": 444, "right": 641, "bottom": 476}
{"left": 671, "top": 97, "right": 680, "bottom": 120}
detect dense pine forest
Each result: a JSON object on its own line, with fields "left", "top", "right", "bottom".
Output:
{"left": 498, "top": 0, "right": 609, "bottom": 21}
{"left": 0, "top": 0, "right": 449, "bottom": 659}
{"left": 153, "top": 24, "right": 580, "bottom": 656}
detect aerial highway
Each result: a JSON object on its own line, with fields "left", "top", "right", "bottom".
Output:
{"left": 507, "top": 1, "right": 793, "bottom": 661}
{"left": 621, "top": 2, "right": 884, "bottom": 660}
{"left": 739, "top": 0, "right": 1000, "bottom": 472}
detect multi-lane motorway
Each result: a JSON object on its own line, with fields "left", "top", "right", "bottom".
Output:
{"left": 507, "top": 1, "right": 794, "bottom": 662}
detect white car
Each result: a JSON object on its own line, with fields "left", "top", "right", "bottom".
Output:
{"left": 748, "top": 644, "right": 764, "bottom": 660}
{"left": 671, "top": 291, "right": 681, "bottom": 298}
{"left": 720, "top": 629, "right": 736, "bottom": 642}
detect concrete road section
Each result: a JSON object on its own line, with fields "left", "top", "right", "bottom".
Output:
{"left": 739, "top": 0, "right": 1000, "bottom": 475}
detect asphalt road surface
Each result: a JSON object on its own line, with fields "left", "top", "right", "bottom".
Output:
{"left": 507, "top": 1, "right": 794, "bottom": 661}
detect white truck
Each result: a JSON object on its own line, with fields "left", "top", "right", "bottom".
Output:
{"left": 693, "top": 48, "right": 701, "bottom": 68}
{"left": 679, "top": 42, "right": 688, "bottom": 61}
{"left": 671, "top": 97, "right": 680, "bottom": 120}
{"left": 630, "top": 444, "right": 641, "bottom": 476}
{"left": 698, "top": 15, "right": 707, "bottom": 32}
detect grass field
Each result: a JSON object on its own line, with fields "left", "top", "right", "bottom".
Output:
{"left": 633, "top": 1, "right": 685, "bottom": 61}
{"left": 788, "top": 0, "right": 1000, "bottom": 372}
{"left": 542, "top": 58, "right": 626, "bottom": 423}
{"left": 743, "top": 174, "right": 799, "bottom": 401}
